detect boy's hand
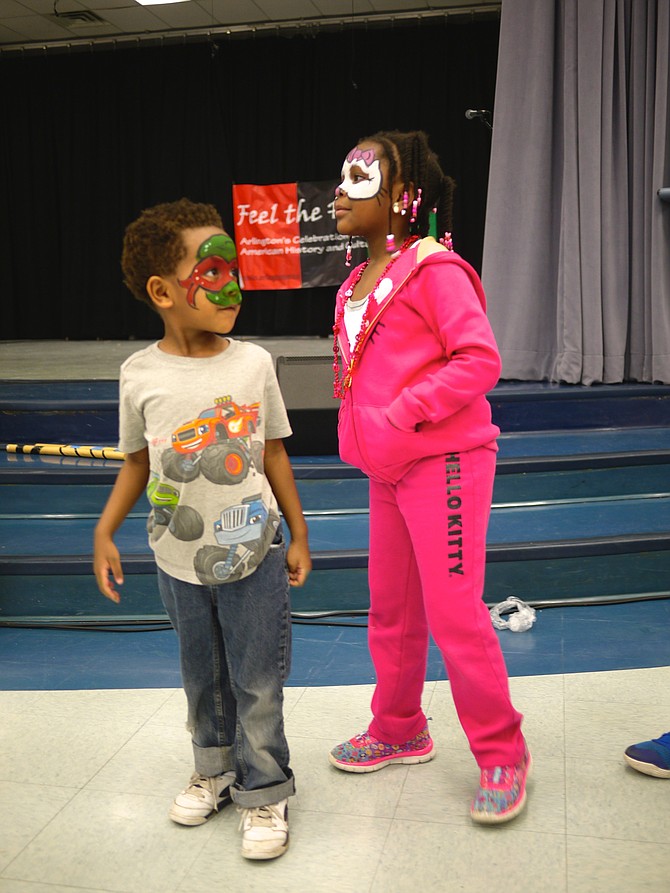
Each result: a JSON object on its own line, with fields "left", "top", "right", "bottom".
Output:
{"left": 262, "top": 438, "right": 311, "bottom": 586}
{"left": 286, "top": 539, "right": 312, "bottom": 587}
{"left": 94, "top": 536, "right": 124, "bottom": 603}
{"left": 92, "top": 447, "right": 149, "bottom": 605}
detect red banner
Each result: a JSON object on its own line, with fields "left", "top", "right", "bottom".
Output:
{"left": 232, "top": 181, "right": 366, "bottom": 290}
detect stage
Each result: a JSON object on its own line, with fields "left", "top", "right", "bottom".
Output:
{"left": 0, "top": 337, "right": 333, "bottom": 380}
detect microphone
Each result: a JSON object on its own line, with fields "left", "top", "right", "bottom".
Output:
{"left": 465, "top": 109, "right": 493, "bottom": 131}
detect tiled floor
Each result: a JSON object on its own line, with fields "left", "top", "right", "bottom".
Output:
{"left": 1, "top": 665, "right": 669, "bottom": 893}
{"left": 1, "top": 606, "right": 670, "bottom": 893}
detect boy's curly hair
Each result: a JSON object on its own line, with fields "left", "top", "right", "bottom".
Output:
{"left": 121, "top": 198, "right": 223, "bottom": 305}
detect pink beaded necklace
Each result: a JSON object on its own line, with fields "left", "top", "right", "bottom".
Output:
{"left": 332, "top": 237, "right": 418, "bottom": 398}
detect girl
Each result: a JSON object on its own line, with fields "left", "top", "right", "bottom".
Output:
{"left": 329, "top": 130, "right": 530, "bottom": 823}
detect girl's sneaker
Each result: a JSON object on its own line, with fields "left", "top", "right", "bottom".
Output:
{"left": 169, "top": 771, "right": 236, "bottom": 825}
{"left": 624, "top": 732, "right": 670, "bottom": 778}
{"left": 470, "top": 746, "right": 531, "bottom": 824}
{"left": 329, "top": 725, "right": 435, "bottom": 772}
{"left": 239, "top": 800, "right": 289, "bottom": 860}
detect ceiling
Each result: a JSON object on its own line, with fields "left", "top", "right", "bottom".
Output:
{"left": 0, "top": 0, "right": 500, "bottom": 53}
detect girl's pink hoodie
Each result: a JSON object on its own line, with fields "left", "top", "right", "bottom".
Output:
{"left": 335, "top": 241, "right": 501, "bottom": 484}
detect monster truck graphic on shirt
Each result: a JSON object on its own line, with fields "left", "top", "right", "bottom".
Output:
{"left": 194, "top": 495, "right": 281, "bottom": 584}
{"left": 161, "top": 396, "right": 264, "bottom": 485}
{"left": 145, "top": 478, "right": 204, "bottom": 542}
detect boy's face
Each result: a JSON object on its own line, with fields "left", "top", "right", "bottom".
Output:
{"left": 166, "top": 227, "right": 242, "bottom": 333}
{"left": 178, "top": 228, "right": 242, "bottom": 309}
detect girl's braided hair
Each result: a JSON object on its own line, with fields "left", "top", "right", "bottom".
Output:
{"left": 364, "top": 130, "right": 455, "bottom": 241}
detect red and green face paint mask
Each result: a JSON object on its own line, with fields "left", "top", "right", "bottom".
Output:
{"left": 178, "top": 233, "right": 242, "bottom": 308}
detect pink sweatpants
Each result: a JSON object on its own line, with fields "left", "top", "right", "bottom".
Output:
{"left": 367, "top": 445, "right": 524, "bottom": 768}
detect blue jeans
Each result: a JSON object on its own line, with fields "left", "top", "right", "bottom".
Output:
{"left": 157, "top": 537, "right": 295, "bottom": 808}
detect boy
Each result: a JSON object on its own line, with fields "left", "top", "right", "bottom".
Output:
{"left": 94, "top": 198, "right": 311, "bottom": 861}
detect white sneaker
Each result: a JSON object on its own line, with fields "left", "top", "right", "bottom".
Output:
{"left": 238, "top": 799, "right": 289, "bottom": 860}
{"left": 169, "top": 771, "right": 236, "bottom": 826}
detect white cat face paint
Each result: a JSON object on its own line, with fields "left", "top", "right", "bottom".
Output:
{"left": 336, "top": 145, "right": 383, "bottom": 201}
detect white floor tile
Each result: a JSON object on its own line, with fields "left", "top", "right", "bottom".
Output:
{"left": 175, "top": 808, "right": 391, "bottom": 893}
{"left": 143, "top": 688, "right": 188, "bottom": 728}
{"left": 20, "top": 688, "right": 176, "bottom": 724}
{"left": 290, "top": 735, "right": 408, "bottom": 819}
{"left": 566, "top": 756, "right": 670, "bottom": 843}
{"left": 1, "top": 669, "right": 669, "bottom": 893}
{"left": 566, "top": 835, "right": 670, "bottom": 893}
{"left": 284, "top": 683, "right": 377, "bottom": 740}
{"left": 0, "top": 782, "right": 78, "bottom": 873}
{"left": 392, "top": 748, "right": 476, "bottom": 826}
{"left": 0, "top": 882, "right": 110, "bottom": 893}
{"left": 3, "top": 788, "right": 216, "bottom": 893}
{"left": 510, "top": 673, "right": 566, "bottom": 701}
{"left": 516, "top": 696, "right": 567, "bottom": 757}
{"left": 564, "top": 699, "right": 668, "bottom": 762}
{"left": 564, "top": 666, "right": 670, "bottom": 707}
{"left": 0, "top": 711, "right": 146, "bottom": 788}
{"left": 371, "top": 821, "right": 568, "bottom": 893}
{"left": 85, "top": 722, "right": 194, "bottom": 798}
{"left": 0, "top": 691, "right": 49, "bottom": 714}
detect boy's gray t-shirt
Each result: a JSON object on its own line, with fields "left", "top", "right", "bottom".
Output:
{"left": 118, "top": 339, "right": 292, "bottom": 586}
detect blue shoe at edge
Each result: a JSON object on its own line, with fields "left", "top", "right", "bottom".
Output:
{"left": 624, "top": 732, "right": 670, "bottom": 778}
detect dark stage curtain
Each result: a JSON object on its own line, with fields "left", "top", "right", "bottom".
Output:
{"left": 0, "top": 18, "right": 499, "bottom": 341}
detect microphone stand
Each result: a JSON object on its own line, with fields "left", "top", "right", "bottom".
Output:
{"left": 465, "top": 109, "right": 493, "bottom": 132}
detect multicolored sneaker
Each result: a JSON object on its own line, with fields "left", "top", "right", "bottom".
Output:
{"left": 470, "top": 746, "right": 531, "bottom": 824}
{"left": 624, "top": 732, "right": 670, "bottom": 778}
{"left": 329, "top": 725, "right": 435, "bottom": 773}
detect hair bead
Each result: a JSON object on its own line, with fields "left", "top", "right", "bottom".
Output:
{"left": 439, "top": 231, "right": 454, "bottom": 251}
{"left": 410, "top": 187, "right": 423, "bottom": 224}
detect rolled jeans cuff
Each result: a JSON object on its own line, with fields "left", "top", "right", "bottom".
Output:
{"left": 231, "top": 772, "right": 295, "bottom": 808}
